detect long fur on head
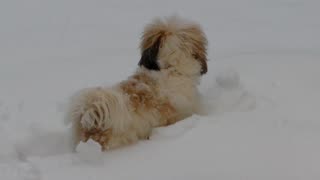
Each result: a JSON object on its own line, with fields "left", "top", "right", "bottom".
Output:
{"left": 139, "top": 16, "right": 208, "bottom": 75}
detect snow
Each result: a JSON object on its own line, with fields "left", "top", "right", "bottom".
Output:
{"left": 1, "top": 0, "right": 320, "bottom": 179}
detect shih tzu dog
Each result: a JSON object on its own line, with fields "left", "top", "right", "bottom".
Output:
{"left": 66, "top": 16, "right": 208, "bottom": 151}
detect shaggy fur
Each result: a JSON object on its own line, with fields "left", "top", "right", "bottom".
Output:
{"left": 66, "top": 16, "right": 208, "bottom": 151}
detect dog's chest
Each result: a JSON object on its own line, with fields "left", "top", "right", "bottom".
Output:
{"left": 159, "top": 75, "right": 199, "bottom": 115}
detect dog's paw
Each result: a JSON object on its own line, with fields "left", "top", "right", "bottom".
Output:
{"left": 80, "top": 128, "right": 113, "bottom": 151}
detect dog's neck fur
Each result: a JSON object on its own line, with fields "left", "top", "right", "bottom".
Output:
{"left": 124, "top": 67, "right": 201, "bottom": 119}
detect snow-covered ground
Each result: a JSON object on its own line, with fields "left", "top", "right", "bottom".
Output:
{"left": 1, "top": 0, "right": 320, "bottom": 179}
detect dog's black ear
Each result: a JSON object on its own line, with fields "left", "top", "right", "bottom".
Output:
{"left": 138, "top": 37, "right": 161, "bottom": 71}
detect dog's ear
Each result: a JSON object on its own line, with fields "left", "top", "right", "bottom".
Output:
{"left": 200, "top": 61, "right": 208, "bottom": 75}
{"left": 178, "top": 24, "right": 208, "bottom": 75}
{"left": 138, "top": 36, "right": 162, "bottom": 71}
{"left": 194, "top": 53, "right": 207, "bottom": 75}
{"left": 183, "top": 26, "right": 208, "bottom": 75}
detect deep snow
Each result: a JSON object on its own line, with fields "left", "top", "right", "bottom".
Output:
{"left": 0, "top": 0, "right": 320, "bottom": 179}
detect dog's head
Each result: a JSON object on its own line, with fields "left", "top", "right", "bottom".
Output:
{"left": 138, "top": 16, "right": 208, "bottom": 76}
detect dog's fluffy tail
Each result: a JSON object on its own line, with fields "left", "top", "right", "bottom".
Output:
{"left": 65, "top": 87, "right": 131, "bottom": 133}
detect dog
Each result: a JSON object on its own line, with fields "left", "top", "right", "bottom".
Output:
{"left": 65, "top": 16, "right": 208, "bottom": 151}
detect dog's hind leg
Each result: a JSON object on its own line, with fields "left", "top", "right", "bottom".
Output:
{"left": 101, "top": 129, "right": 139, "bottom": 151}
{"left": 67, "top": 87, "right": 134, "bottom": 150}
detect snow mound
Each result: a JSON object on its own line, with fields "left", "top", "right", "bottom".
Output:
{"left": 203, "top": 68, "right": 256, "bottom": 114}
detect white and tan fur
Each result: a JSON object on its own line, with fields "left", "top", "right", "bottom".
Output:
{"left": 65, "top": 16, "right": 208, "bottom": 151}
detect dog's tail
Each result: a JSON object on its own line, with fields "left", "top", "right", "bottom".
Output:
{"left": 65, "top": 87, "right": 131, "bottom": 133}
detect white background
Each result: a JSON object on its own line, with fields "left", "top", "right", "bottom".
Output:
{"left": 0, "top": 0, "right": 319, "bottom": 179}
